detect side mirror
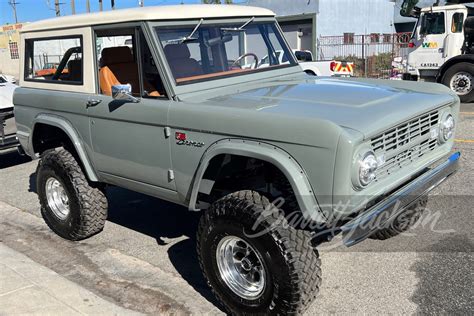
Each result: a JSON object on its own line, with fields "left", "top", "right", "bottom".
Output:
{"left": 112, "top": 84, "right": 139, "bottom": 103}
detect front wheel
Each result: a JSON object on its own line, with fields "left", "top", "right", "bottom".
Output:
{"left": 370, "top": 196, "right": 428, "bottom": 241}
{"left": 197, "top": 191, "right": 321, "bottom": 315}
{"left": 442, "top": 62, "right": 474, "bottom": 103}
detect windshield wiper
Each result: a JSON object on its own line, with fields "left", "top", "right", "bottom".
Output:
{"left": 165, "top": 18, "right": 204, "bottom": 45}
{"left": 221, "top": 17, "right": 255, "bottom": 32}
{"left": 180, "top": 18, "right": 204, "bottom": 43}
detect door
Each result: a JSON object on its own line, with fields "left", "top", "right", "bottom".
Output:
{"left": 88, "top": 26, "right": 174, "bottom": 191}
{"left": 412, "top": 11, "right": 447, "bottom": 70}
{"left": 445, "top": 10, "right": 466, "bottom": 60}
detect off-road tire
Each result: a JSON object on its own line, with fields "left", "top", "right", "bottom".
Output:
{"left": 197, "top": 190, "right": 321, "bottom": 315}
{"left": 369, "top": 196, "right": 428, "bottom": 241}
{"left": 442, "top": 62, "right": 474, "bottom": 103}
{"left": 36, "top": 148, "right": 108, "bottom": 241}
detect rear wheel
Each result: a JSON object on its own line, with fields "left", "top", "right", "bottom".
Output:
{"left": 442, "top": 62, "right": 474, "bottom": 102}
{"left": 37, "top": 148, "right": 108, "bottom": 241}
{"left": 197, "top": 190, "right": 321, "bottom": 315}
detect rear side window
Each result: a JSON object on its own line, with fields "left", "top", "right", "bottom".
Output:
{"left": 24, "top": 36, "right": 83, "bottom": 84}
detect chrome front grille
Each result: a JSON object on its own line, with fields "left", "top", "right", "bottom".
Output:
{"left": 371, "top": 110, "right": 440, "bottom": 181}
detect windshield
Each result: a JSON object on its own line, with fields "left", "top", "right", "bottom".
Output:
{"left": 420, "top": 12, "right": 445, "bottom": 35}
{"left": 156, "top": 21, "right": 296, "bottom": 85}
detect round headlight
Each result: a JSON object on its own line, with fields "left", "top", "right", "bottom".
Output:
{"left": 440, "top": 114, "right": 455, "bottom": 142}
{"left": 358, "top": 152, "right": 378, "bottom": 187}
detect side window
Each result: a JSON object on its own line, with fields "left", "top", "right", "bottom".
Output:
{"left": 24, "top": 36, "right": 83, "bottom": 84}
{"left": 95, "top": 28, "right": 166, "bottom": 98}
{"left": 451, "top": 13, "right": 464, "bottom": 33}
{"left": 420, "top": 12, "right": 445, "bottom": 35}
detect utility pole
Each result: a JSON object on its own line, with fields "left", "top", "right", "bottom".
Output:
{"left": 8, "top": 0, "right": 19, "bottom": 24}
{"left": 86, "top": 0, "right": 90, "bottom": 13}
{"left": 54, "top": 0, "right": 61, "bottom": 16}
{"left": 71, "top": 0, "right": 75, "bottom": 15}
{"left": 111, "top": 0, "right": 115, "bottom": 10}
{"left": 99, "top": 0, "right": 103, "bottom": 11}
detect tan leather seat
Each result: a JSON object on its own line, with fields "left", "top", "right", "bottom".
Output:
{"left": 164, "top": 44, "right": 203, "bottom": 79}
{"left": 67, "top": 59, "right": 82, "bottom": 82}
{"left": 99, "top": 46, "right": 159, "bottom": 97}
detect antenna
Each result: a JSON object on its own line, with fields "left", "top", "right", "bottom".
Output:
{"left": 8, "top": 0, "right": 19, "bottom": 24}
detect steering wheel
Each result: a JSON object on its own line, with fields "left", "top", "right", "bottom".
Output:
{"left": 231, "top": 53, "right": 258, "bottom": 69}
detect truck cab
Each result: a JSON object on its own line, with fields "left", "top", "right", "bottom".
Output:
{"left": 407, "top": 5, "right": 470, "bottom": 78}
{"left": 402, "top": 0, "right": 474, "bottom": 101}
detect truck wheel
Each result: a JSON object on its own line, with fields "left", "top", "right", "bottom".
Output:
{"left": 370, "top": 196, "right": 427, "bottom": 241}
{"left": 36, "top": 148, "right": 108, "bottom": 241}
{"left": 197, "top": 190, "right": 321, "bottom": 315}
{"left": 442, "top": 62, "right": 474, "bottom": 102}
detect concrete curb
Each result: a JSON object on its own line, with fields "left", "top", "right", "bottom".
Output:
{"left": 0, "top": 243, "right": 142, "bottom": 316}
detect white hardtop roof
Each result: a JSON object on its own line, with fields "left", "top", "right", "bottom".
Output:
{"left": 22, "top": 4, "right": 275, "bottom": 33}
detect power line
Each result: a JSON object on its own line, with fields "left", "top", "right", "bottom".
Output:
{"left": 8, "top": 0, "right": 19, "bottom": 24}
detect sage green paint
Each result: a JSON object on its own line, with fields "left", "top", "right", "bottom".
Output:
{"left": 14, "top": 17, "right": 460, "bottom": 224}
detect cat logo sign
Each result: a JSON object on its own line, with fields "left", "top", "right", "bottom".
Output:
{"left": 421, "top": 42, "right": 439, "bottom": 49}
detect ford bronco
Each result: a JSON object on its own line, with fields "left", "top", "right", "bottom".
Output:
{"left": 14, "top": 5, "right": 460, "bottom": 315}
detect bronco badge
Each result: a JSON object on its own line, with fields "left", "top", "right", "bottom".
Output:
{"left": 175, "top": 132, "right": 205, "bottom": 148}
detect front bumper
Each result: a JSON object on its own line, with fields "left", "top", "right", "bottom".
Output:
{"left": 341, "top": 152, "right": 460, "bottom": 247}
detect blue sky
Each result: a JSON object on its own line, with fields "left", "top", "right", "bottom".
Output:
{"left": 0, "top": 0, "right": 217, "bottom": 25}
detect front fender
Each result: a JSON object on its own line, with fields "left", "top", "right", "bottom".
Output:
{"left": 31, "top": 114, "right": 99, "bottom": 182}
{"left": 189, "top": 139, "right": 327, "bottom": 223}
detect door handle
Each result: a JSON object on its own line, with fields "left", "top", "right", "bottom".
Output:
{"left": 86, "top": 98, "right": 102, "bottom": 108}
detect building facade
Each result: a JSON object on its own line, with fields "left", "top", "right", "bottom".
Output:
{"left": 0, "top": 23, "right": 22, "bottom": 78}
{"left": 245, "top": 0, "right": 396, "bottom": 56}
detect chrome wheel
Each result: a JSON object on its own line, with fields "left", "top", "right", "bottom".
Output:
{"left": 45, "top": 177, "right": 70, "bottom": 220}
{"left": 450, "top": 71, "right": 473, "bottom": 96}
{"left": 216, "top": 236, "right": 266, "bottom": 300}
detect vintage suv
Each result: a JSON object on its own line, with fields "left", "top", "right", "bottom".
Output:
{"left": 14, "top": 5, "right": 460, "bottom": 315}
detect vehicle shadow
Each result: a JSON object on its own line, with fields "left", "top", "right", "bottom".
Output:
{"left": 0, "top": 149, "right": 31, "bottom": 169}
{"left": 410, "top": 234, "right": 474, "bottom": 314}
{"left": 27, "top": 172, "right": 222, "bottom": 310}
{"left": 105, "top": 186, "right": 222, "bottom": 309}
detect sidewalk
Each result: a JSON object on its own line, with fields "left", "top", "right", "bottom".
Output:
{"left": 0, "top": 243, "right": 141, "bottom": 316}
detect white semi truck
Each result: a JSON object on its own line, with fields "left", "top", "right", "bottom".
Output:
{"left": 402, "top": 0, "right": 474, "bottom": 102}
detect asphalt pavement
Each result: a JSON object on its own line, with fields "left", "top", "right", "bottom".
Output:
{"left": 0, "top": 104, "right": 473, "bottom": 315}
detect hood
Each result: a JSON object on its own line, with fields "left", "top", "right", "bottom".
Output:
{"left": 0, "top": 82, "right": 17, "bottom": 110}
{"left": 197, "top": 76, "right": 456, "bottom": 139}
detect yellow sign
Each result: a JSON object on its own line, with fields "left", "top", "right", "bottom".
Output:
{"left": 0, "top": 23, "right": 23, "bottom": 49}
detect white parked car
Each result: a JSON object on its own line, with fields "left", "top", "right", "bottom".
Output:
{"left": 0, "top": 75, "right": 18, "bottom": 150}
{"left": 0, "top": 74, "right": 17, "bottom": 84}
{"left": 258, "top": 50, "right": 354, "bottom": 77}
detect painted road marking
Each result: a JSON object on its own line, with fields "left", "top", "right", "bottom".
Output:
{"left": 455, "top": 139, "right": 474, "bottom": 143}
{"left": 460, "top": 112, "right": 474, "bottom": 115}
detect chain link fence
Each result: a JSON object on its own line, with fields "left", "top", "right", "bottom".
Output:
{"left": 317, "top": 32, "right": 412, "bottom": 79}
